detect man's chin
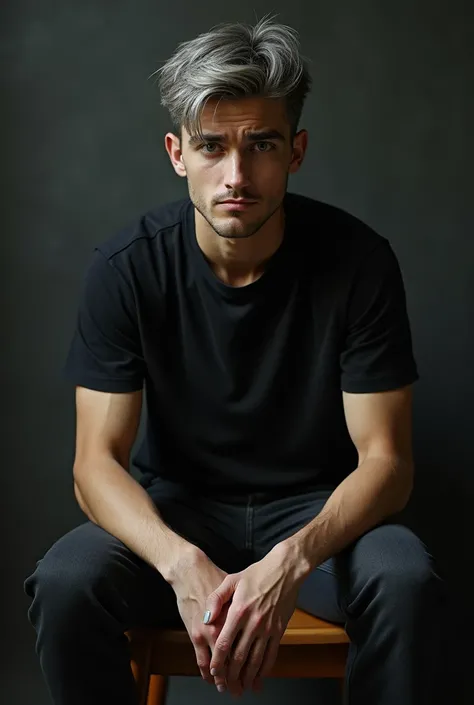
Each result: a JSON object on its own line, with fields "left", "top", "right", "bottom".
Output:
{"left": 210, "top": 215, "right": 256, "bottom": 239}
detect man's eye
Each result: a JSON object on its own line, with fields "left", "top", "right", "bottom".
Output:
{"left": 254, "top": 142, "right": 275, "bottom": 152}
{"left": 201, "top": 143, "right": 220, "bottom": 154}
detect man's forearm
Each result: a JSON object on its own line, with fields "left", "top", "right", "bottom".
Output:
{"left": 281, "top": 456, "right": 413, "bottom": 578}
{"left": 74, "top": 454, "right": 200, "bottom": 584}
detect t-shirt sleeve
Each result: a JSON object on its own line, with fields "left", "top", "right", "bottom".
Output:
{"left": 63, "top": 249, "right": 145, "bottom": 392}
{"left": 340, "top": 240, "right": 419, "bottom": 393}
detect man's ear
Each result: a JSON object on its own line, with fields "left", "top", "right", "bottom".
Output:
{"left": 288, "top": 129, "right": 308, "bottom": 175}
{"left": 164, "top": 132, "right": 187, "bottom": 177}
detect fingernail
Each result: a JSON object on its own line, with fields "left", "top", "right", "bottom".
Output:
{"left": 210, "top": 668, "right": 217, "bottom": 676}
{"left": 217, "top": 685, "right": 226, "bottom": 693}
{"left": 203, "top": 610, "right": 211, "bottom": 624}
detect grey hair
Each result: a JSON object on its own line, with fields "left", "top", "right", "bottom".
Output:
{"left": 153, "top": 16, "right": 311, "bottom": 140}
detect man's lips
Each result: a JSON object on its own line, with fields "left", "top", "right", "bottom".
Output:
{"left": 220, "top": 198, "right": 257, "bottom": 203}
{"left": 217, "top": 199, "right": 258, "bottom": 209}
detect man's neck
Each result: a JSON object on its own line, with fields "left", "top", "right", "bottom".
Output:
{"left": 194, "top": 207, "right": 285, "bottom": 287}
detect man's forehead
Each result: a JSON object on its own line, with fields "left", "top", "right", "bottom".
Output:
{"left": 180, "top": 95, "right": 289, "bottom": 138}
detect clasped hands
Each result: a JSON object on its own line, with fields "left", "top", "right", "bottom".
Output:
{"left": 201, "top": 543, "right": 306, "bottom": 697}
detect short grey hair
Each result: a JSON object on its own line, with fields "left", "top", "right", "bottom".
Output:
{"left": 153, "top": 16, "right": 312, "bottom": 140}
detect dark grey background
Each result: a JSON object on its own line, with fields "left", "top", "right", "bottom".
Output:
{"left": 2, "top": 1, "right": 472, "bottom": 703}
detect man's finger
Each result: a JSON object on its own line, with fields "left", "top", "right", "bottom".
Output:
{"left": 254, "top": 634, "right": 281, "bottom": 680}
{"left": 192, "top": 639, "right": 213, "bottom": 685}
{"left": 205, "top": 606, "right": 231, "bottom": 691}
{"left": 240, "top": 636, "right": 269, "bottom": 691}
{"left": 212, "top": 654, "right": 228, "bottom": 693}
{"left": 226, "top": 631, "right": 254, "bottom": 691}
{"left": 210, "top": 607, "right": 245, "bottom": 676}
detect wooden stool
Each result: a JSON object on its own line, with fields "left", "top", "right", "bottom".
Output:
{"left": 128, "top": 608, "right": 350, "bottom": 705}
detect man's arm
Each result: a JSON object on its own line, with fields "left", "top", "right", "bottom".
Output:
{"left": 281, "top": 385, "right": 414, "bottom": 575}
{"left": 73, "top": 385, "right": 201, "bottom": 584}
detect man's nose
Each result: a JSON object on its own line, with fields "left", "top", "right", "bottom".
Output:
{"left": 224, "top": 153, "right": 251, "bottom": 192}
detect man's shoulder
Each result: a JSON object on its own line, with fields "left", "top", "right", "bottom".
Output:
{"left": 286, "top": 192, "right": 387, "bottom": 255}
{"left": 95, "top": 197, "right": 190, "bottom": 262}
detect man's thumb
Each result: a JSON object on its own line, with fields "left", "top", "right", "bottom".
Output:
{"left": 203, "top": 575, "right": 235, "bottom": 624}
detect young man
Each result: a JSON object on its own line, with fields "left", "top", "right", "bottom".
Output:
{"left": 25, "top": 17, "right": 444, "bottom": 705}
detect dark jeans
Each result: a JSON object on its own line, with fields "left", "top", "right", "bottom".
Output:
{"left": 24, "top": 480, "right": 445, "bottom": 705}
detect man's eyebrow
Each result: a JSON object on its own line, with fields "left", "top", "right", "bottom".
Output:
{"left": 188, "top": 133, "right": 222, "bottom": 145}
{"left": 246, "top": 130, "right": 286, "bottom": 142}
{"left": 188, "top": 129, "right": 286, "bottom": 145}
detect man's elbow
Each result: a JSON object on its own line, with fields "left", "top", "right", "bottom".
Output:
{"left": 73, "top": 479, "right": 96, "bottom": 523}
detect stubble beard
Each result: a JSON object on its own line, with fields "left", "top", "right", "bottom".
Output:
{"left": 192, "top": 195, "right": 284, "bottom": 240}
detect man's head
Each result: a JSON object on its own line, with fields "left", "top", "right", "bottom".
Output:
{"left": 156, "top": 17, "right": 311, "bottom": 240}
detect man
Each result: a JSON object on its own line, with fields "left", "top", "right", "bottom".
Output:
{"left": 25, "top": 17, "right": 444, "bottom": 705}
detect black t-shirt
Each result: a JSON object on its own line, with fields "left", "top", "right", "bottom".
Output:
{"left": 64, "top": 192, "right": 419, "bottom": 496}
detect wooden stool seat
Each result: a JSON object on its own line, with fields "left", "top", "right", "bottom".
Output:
{"left": 128, "top": 608, "right": 350, "bottom": 705}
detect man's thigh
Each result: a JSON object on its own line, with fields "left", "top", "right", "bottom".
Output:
{"left": 24, "top": 519, "right": 184, "bottom": 630}
{"left": 25, "top": 483, "right": 251, "bottom": 631}
{"left": 252, "top": 487, "right": 434, "bottom": 625}
{"left": 295, "top": 521, "right": 434, "bottom": 625}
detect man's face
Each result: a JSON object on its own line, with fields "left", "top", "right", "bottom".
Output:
{"left": 166, "top": 96, "right": 307, "bottom": 239}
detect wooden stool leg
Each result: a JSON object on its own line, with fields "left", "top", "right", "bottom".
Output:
{"left": 130, "top": 638, "right": 152, "bottom": 705}
{"left": 147, "top": 675, "right": 169, "bottom": 705}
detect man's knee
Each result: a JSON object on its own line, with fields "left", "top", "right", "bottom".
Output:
{"left": 24, "top": 523, "right": 118, "bottom": 629}
{"left": 374, "top": 524, "right": 439, "bottom": 594}
{"left": 346, "top": 523, "right": 443, "bottom": 613}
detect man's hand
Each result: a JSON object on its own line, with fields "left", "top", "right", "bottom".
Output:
{"left": 203, "top": 542, "right": 309, "bottom": 697}
{"left": 171, "top": 547, "right": 231, "bottom": 687}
